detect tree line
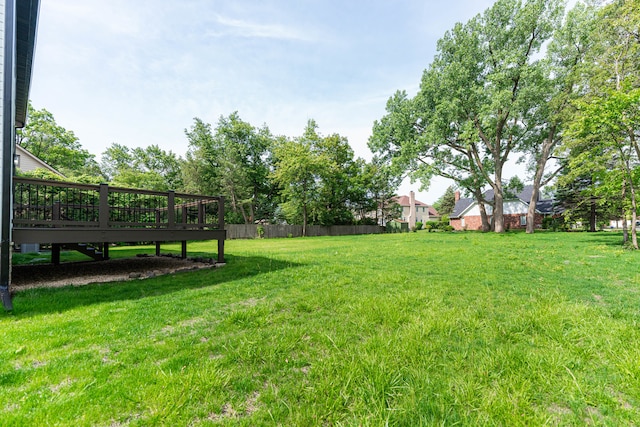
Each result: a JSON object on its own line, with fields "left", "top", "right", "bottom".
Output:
{"left": 369, "top": 0, "right": 640, "bottom": 245}
{"left": 17, "top": 0, "right": 638, "bottom": 244}
{"left": 16, "top": 105, "right": 399, "bottom": 233}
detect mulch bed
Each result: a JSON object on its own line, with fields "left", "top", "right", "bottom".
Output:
{"left": 11, "top": 255, "right": 215, "bottom": 291}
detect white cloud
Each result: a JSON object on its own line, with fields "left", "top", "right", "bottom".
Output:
{"left": 211, "top": 15, "right": 314, "bottom": 42}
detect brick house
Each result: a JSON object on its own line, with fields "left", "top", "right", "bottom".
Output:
{"left": 449, "top": 186, "right": 555, "bottom": 231}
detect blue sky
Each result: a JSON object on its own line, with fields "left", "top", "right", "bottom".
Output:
{"left": 30, "top": 0, "right": 502, "bottom": 203}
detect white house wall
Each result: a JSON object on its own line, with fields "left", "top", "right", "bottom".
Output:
{"left": 401, "top": 205, "right": 431, "bottom": 223}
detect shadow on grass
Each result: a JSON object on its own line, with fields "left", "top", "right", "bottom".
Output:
{"left": 584, "top": 231, "right": 627, "bottom": 247}
{"left": 7, "top": 254, "right": 300, "bottom": 317}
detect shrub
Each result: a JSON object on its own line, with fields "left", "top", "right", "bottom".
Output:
{"left": 256, "top": 225, "right": 265, "bottom": 238}
{"left": 443, "top": 225, "right": 454, "bottom": 232}
{"left": 426, "top": 220, "right": 440, "bottom": 230}
{"left": 424, "top": 224, "right": 432, "bottom": 232}
{"left": 415, "top": 221, "right": 423, "bottom": 230}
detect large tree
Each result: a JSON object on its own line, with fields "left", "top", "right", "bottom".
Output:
{"left": 17, "top": 103, "right": 101, "bottom": 178}
{"left": 184, "top": 113, "right": 274, "bottom": 224}
{"left": 523, "top": 2, "right": 596, "bottom": 233}
{"left": 271, "top": 123, "right": 322, "bottom": 235}
{"left": 433, "top": 186, "right": 457, "bottom": 217}
{"left": 371, "top": 0, "right": 564, "bottom": 232}
{"left": 313, "top": 131, "right": 360, "bottom": 226}
{"left": 101, "top": 143, "right": 183, "bottom": 191}
{"left": 562, "top": 0, "right": 640, "bottom": 246}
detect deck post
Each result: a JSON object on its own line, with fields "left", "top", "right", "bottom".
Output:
{"left": 181, "top": 206, "right": 187, "bottom": 258}
{"left": 52, "top": 244, "right": 60, "bottom": 265}
{"left": 155, "top": 209, "right": 161, "bottom": 256}
{"left": 167, "top": 191, "right": 175, "bottom": 228}
{"left": 217, "top": 196, "right": 225, "bottom": 263}
{"left": 52, "top": 201, "right": 60, "bottom": 221}
{"left": 99, "top": 183, "right": 109, "bottom": 229}
{"left": 198, "top": 202, "right": 204, "bottom": 229}
{"left": 51, "top": 202, "right": 61, "bottom": 265}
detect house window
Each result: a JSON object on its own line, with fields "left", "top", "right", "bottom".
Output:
{"left": 520, "top": 215, "right": 527, "bottom": 226}
{"left": 14, "top": 155, "right": 20, "bottom": 168}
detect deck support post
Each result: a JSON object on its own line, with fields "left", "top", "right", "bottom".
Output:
{"left": 218, "top": 196, "right": 225, "bottom": 263}
{"left": 52, "top": 244, "right": 60, "bottom": 265}
{"left": 181, "top": 204, "right": 187, "bottom": 258}
{"left": 155, "top": 208, "right": 161, "bottom": 256}
{"left": 99, "top": 183, "right": 109, "bottom": 229}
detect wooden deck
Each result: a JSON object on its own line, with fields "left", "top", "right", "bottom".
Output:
{"left": 12, "top": 177, "right": 226, "bottom": 262}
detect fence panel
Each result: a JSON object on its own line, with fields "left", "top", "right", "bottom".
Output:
{"left": 225, "top": 224, "right": 384, "bottom": 239}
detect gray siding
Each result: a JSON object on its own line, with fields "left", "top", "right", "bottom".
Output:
{"left": 0, "top": 0, "right": 5, "bottom": 164}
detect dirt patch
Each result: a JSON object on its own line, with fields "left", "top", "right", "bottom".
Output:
{"left": 11, "top": 255, "right": 218, "bottom": 291}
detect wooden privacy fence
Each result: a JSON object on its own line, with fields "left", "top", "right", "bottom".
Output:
{"left": 12, "top": 177, "right": 226, "bottom": 262}
{"left": 226, "top": 224, "right": 385, "bottom": 239}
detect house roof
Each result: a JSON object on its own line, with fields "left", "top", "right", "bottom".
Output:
{"left": 536, "top": 199, "right": 562, "bottom": 215}
{"left": 450, "top": 197, "right": 474, "bottom": 219}
{"left": 394, "top": 195, "right": 429, "bottom": 207}
{"left": 15, "top": 0, "right": 41, "bottom": 128}
{"left": 484, "top": 185, "right": 538, "bottom": 203}
{"left": 450, "top": 185, "right": 556, "bottom": 218}
{"left": 15, "top": 144, "right": 64, "bottom": 177}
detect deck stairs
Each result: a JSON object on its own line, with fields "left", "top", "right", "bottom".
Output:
{"left": 64, "top": 243, "right": 105, "bottom": 261}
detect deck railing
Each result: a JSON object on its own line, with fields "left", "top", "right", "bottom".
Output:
{"left": 13, "top": 177, "right": 224, "bottom": 231}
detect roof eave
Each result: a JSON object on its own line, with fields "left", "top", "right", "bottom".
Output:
{"left": 15, "top": 0, "right": 40, "bottom": 128}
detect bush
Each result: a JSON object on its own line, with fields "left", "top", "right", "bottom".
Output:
{"left": 415, "top": 221, "right": 423, "bottom": 230}
{"left": 426, "top": 220, "right": 440, "bottom": 230}
{"left": 424, "top": 224, "right": 432, "bottom": 232}
{"left": 542, "top": 216, "right": 566, "bottom": 232}
{"left": 443, "top": 225, "right": 454, "bottom": 232}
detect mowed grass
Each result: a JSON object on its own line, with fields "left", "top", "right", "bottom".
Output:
{"left": 2, "top": 231, "right": 640, "bottom": 426}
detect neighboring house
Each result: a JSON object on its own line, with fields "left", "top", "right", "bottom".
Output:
{"left": 394, "top": 192, "right": 440, "bottom": 225}
{"left": 449, "top": 186, "right": 556, "bottom": 231}
{"left": 15, "top": 144, "right": 64, "bottom": 176}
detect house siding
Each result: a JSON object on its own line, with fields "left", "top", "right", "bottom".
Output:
{"left": 15, "top": 145, "right": 62, "bottom": 175}
{"left": 0, "top": 0, "right": 5, "bottom": 174}
{"left": 400, "top": 205, "right": 432, "bottom": 224}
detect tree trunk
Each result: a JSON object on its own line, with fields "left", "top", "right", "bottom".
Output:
{"left": 589, "top": 199, "right": 597, "bottom": 232}
{"left": 479, "top": 201, "right": 491, "bottom": 232}
{"left": 621, "top": 185, "right": 629, "bottom": 244}
{"left": 302, "top": 202, "right": 308, "bottom": 237}
{"left": 493, "top": 182, "right": 505, "bottom": 233}
{"left": 527, "top": 128, "right": 556, "bottom": 234}
{"left": 625, "top": 169, "right": 639, "bottom": 249}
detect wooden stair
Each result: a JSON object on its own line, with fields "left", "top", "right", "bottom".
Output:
{"left": 51, "top": 243, "right": 108, "bottom": 264}
{"left": 66, "top": 243, "right": 105, "bottom": 261}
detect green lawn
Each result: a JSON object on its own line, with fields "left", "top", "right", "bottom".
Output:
{"left": 2, "top": 231, "right": 640, "bottom": 426}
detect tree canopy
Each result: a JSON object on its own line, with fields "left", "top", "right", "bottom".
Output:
{"left": 17, "top": 103, "right": 100, "bottom": 178}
